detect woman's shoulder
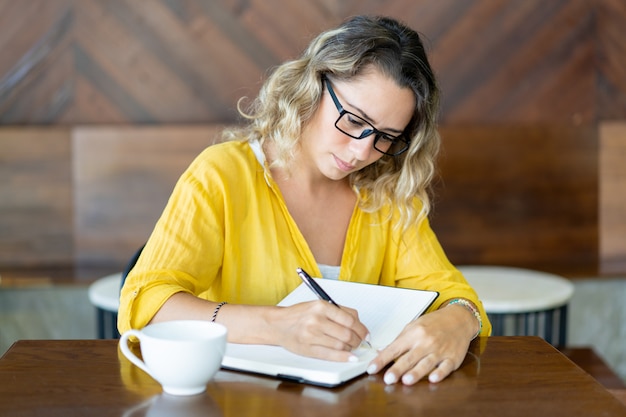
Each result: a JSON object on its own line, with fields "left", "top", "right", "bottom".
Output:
{"left": 196, "top": 139, "right": 252, "bottom": 160}
{"left": 190, "top": 140, "right": 257, "bottom": 171}
{"left": 177, "top": 140, "right": 259, "bottom": 188}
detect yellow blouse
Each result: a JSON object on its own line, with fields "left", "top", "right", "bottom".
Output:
{"left": 118, "top": 141, "right": 491, "bottom": 336}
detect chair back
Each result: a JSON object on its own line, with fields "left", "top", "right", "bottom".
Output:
{"left": 120, "top": 244, "right": 145, "bottom": 291}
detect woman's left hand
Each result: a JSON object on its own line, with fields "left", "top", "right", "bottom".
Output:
{"left": 366, "top": 303, "right": 478, "bottom": 385}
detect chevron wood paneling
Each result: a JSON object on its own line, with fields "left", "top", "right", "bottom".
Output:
{"left": 1, "top": 0, "right": 623, "bottom": 125}
{"left": 1, "top": 1, "right": 625, "bottom": 278}
{"left": 0, "top": 0, "right": 74, "bottom": 124}
{"left": 597, "top": 0, "right": 626, "bottom": 119}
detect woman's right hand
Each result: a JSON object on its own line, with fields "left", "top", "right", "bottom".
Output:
{"left": 271, "top": 301, "right": 370, "bottom": 362}
{"left": 149, "top": 293, "right": 369, "bottom": 361}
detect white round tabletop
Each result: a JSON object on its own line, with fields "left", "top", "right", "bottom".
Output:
{"left": 88, "top": 273, "right": 122, "bottom": 312}
{"left": 458, "top": 266, "right": 575, "bottom": 314}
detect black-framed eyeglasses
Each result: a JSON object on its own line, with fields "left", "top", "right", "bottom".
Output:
{"left": 324, "top": 77, "right": 410, "bottom": 156}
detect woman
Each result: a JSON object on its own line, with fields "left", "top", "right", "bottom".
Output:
{"left": 118, "top": 15, "right": 491, "bottom": 385}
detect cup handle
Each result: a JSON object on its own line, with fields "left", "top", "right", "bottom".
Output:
{"left": 119, "top": 330, "right": 154, "bottom": 379}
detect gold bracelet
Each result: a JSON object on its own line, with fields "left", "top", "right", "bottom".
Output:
{"left": 448, "top": 298, "right": 482, "bottom": 339}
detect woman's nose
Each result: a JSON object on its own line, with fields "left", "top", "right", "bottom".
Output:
{"left": 348, "top": 135, "right": 375, "bottom": 161}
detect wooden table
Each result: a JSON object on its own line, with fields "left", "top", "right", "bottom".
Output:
{"left": 1, "top": 337, "right": 625, "bottom": 417}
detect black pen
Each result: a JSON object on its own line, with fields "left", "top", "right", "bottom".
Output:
{"left": 296, "top": 267, "right": 340, "bottom": 307}
{"left": 296, "top": 267, "right": 372, "bottom": 349}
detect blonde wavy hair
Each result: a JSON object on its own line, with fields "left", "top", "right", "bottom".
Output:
{"left": 222, "top": 15, "right": 441, "bottom": 232}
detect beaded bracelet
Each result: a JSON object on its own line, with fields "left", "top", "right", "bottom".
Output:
{"left": 448, "top": 298, "right": 482, "bottom": 339}
{"left": 211, "top": 301, "right": 227, "bottom": 323}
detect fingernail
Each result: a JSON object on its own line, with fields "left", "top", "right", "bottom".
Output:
{"left": 402, "top": 374, "right": 415, "bottom": 385}
{"left": 365, "top": 333, "right": 371, "bottom": 342}
{"left": 348, "top": 355, "right": 358, "bottom": 363}
{"left": 384, "top": 372, "right": 397, "bottom": 385}
{"left": 367, "top": 364, "right": 377, "bottom": 374}
{"left": 429, "top": 373, "right": 440, "bottom": 383}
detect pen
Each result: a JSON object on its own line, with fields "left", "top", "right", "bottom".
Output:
{"left": 296, "top": 267, "right": 372, "bottom": 349}
{"left": 296, "top": 267, "right": 339, "bottom": 307}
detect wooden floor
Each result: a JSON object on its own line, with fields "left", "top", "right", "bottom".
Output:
{"left": 0, "top": 285, "right": 95, "bottom": 355}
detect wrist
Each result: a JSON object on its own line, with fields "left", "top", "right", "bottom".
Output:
{"left": 446, "top": 298, "right": 482, "bottom": 339}
{"left": 261, "top": 305, "right": 286, "bottom": 344}
{"left": 213, "top": 304, "right": 279, "bottom": 345}
{"left": 211, "top": 301, "right": 228, "bottom": 322}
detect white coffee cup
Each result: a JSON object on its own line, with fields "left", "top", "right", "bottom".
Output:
{"left": 119, "top": 320, "right": 227, "bottom": 396}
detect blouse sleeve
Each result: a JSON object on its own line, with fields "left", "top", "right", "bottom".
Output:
{"left": 117, "top": 152, "right": 226, "bottom": 333}
{"left": 389, "top": 210, "right": 492, "bottom": 337}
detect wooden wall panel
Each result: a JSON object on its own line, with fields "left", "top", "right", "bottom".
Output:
{"left": 597, "top": 0, "right": 626, "bottom": 119}
{"left": 1, "top": 0, "right": 619, "bottom": 125}
{"left": 72, "top": 125, "right": 224, "bottom": 274}
{"left": 426, "top": 0, "right": 596, "bottom": 124}
{"left": 1, "top": 0, "right": 625, "bottom": 277}
{"left": 0, "top": 123, "right": 604, "bottom": 279}
{"left": 431, "top": 125, "right": 598, "bottom": 277}
{"left": 0, "top": 128, "right": 72, "bottom": 267}
{"left": 0, "top": 1, "right": 74, "bottom": 124}
{"left": 599, "top": 122, "right": 626, "bottom": 275}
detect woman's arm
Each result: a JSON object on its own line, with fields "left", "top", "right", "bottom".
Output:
{"left": 366, "top": 297, "right": 480, "bottom": 385}
{"left": 364, "top": 204, "right": 488, "bottom": 385}
{"left": 150, "top": 292, "right": 371, "bottom": 363}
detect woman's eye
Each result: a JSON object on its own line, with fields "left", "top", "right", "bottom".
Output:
{"left": 347, "top": 114, "right": 367, "bottom": 128}
{"left": 377, "top": 134, "right": 396, "bottom": 144}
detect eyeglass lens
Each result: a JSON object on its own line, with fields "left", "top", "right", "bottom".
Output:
{"left": 324, "top": 77, "right": 409, "bottom": 156}
{"left": 335, "top": 112, "right": 408, "bottom": 155}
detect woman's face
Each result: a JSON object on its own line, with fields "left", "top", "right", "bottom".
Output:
{"left": 300, "top": 68, "right": 415, "bottom": 182}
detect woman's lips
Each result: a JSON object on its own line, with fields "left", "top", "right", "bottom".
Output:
{"left": 334, "top": 154, "right": 356, "bottom": 172}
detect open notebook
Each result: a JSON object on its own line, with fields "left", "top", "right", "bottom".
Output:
{"left": 221, "top": 279, "right": 438, "bottom": 387}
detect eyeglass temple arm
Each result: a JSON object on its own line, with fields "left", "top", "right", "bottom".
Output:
{"left": 323, "top": 77, "right": 345, "bottom": 114}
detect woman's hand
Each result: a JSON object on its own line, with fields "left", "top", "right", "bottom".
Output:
{"left": 272, "top": 301, "right": 370, "bottom": 362}
{"left": 366, "top": 303, "right": 478, "bottom": 385}
{"left": 150, "top": 293, "right": 369, "bottom": 362}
